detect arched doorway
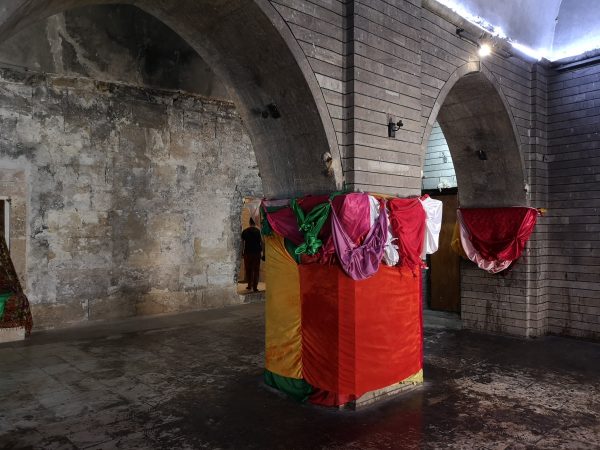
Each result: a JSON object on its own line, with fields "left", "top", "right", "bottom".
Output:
{"left": 421, "top": 63, "right": 527, "bottom": 320}
{"left": 0, "top": 0, "right": 344, "bottom": 198}
{"left": 0, "top": 1, "right": 344, "bottom": 327}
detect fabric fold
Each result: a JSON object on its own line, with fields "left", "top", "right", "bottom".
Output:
{"left": 264, "top": 235, "right": 302, "bottom": 379}
{"left": 456, "top": 207, "right": 538, "bottom": 274}
{"left": 330, "top": 198, "right": 388, "bottom": 280}
{"left": 388, "top": 198, "right": 427, "bottom": 272}
{"left": 420, "top": 195, "right": 443, "bottom": 258}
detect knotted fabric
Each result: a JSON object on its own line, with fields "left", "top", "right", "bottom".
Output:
{"left": 388, "top": 198, "right": 427, "bottom": 272}
{"left": 330, "top": 198, "right": 388, "bottom": 280}
{"left": 262, "top": 195, "right": 330, "bottom": 246}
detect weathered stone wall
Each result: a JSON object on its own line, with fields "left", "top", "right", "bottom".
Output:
{"left": 0, "top": 67, "right": 261, "bottom": 329}
{"left": 0, "top": 4, "right": 229, "bottom": 99}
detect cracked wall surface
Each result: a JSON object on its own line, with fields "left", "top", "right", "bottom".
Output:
{"left": 0, "top": 67, "right": 261, "bottom": 328}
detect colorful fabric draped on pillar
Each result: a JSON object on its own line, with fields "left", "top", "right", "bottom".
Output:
{"left": 0, "top": 235, "right": 33, "bottom": 335}
{"left": 261, "top": 192, "right": 433, "bottom": 406}
{"left": 454, "top": 207, "right": 539, "bottom": 273}
{"left": 300, "top": 264, "right": 423, "bottom": 398}
{"left": 264, "top": 235, "right": 302, "bottom": 379}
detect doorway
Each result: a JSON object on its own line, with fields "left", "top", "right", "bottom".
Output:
{"left": 237, "top": 197, "right": 266, "bottom": 295}
{"left": 422, "top": 122, "right": 460, "bottom": 314}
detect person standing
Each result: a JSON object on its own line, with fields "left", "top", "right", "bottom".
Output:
{"left": 241, "top": 218, "right": 262, "bottom": 292}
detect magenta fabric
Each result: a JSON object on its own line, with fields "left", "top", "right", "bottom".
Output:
{"left": 330, "top": 198, "right": 388, "bottom": 280}
{"left": 320, "top": 193, "right": 372, "bottom": 263}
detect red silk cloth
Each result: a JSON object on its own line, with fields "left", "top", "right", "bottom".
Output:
{"left": 459, "top": 207, "right": 538, "bottom": 262}
{"left": 388, "top": 198, "right": 427, "bottom": 271}
{"left": 300, "top": 264, "right": 422, "bottom": 397}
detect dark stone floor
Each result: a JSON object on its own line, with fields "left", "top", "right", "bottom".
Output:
{"left": 1, "top": 303, "right": 599, "bottom": 449}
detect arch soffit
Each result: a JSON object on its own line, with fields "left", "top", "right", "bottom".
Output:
{"left": 422, "top": 60, "right": 527, "bottom": 188}
{"left": 0, "top": 0, "right": 344, "bottom": 197}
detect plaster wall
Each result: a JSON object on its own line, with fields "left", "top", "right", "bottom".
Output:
{"left": 0, "top": 68, "right": 261, "bottom": 329}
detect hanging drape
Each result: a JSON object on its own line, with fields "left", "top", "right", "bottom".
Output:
{"left": 459, "top": 207, "right": 539, "bottom": 261}
{"left": 388, "top": 198, "right": 427, "bottom": 272}
{"left": 420, "top": 196, "right": 443, "bottom": 258}
{"left": 0, "top": 235, "right": 33, "bottom": 334}
{"left": 330, "top": 198, "right": 388, "bottom": 280}
{"left": 455, "top": 207, "right": 539, "bottom": 273}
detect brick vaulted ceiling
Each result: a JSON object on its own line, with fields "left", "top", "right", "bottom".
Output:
{"left": 435, "top": 0, "right": 600, "bottom": 61}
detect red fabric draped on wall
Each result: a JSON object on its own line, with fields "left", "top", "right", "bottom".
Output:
{"left": 460, "top": 207, "right": 538, "bottom": 262}
{"left": 300, "top": 264, "right": 422, "bottom": 398}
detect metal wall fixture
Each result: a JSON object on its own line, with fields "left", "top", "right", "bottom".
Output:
{"left": 477, "top": 149, "right": 488, "bottom": 160}
{"left": 388, "top": 118, "right": 403, "bottom": 138}
{"left": 257, "top": 103, "right": 281, "bottom": 119}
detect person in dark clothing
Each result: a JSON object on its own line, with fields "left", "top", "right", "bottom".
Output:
{"left": 241, "top": 218, "right": 263, "bottom": 292}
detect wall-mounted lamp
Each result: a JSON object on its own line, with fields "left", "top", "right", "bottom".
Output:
{"left": 477, "top": 149, "right": 487, "bottom": 160}
{"left": 259, "top": 103, "right": 281, "bottom": 119}
{"left": 388, "top": 119, "right": 403, "bottom": 138}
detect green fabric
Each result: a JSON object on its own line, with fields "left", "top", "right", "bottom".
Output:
{"left": 291, "top": 192, "right": 344, "bottom": 256}
{"left": 264, "top": 369, "right": 313, "bottom": 402}
{"left": 0, "top": 292, "right": 12, "bottom": 321}
{"left": 261, "top": 207, "right": 273, "bottom": 236}
{"left": 284, "top": 238, "right": 301, "bottom": 264}
{"left": 291, "top": 199, "right": 331, "bottom": 256}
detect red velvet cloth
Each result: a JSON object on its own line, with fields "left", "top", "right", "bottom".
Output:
{"left": 300, "top": 264, "right": 422, "bottom": 398}
{"left": 388, "top": 198, "right": 427, "bottom": 271}
{"left": 459, "top": 207, "right": 538, "bottom": 262}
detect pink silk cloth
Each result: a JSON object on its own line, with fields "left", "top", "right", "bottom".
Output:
{"left": 319, "top": 193, "right": 373, "bottom": 264}
{"left": 330, "top": 198, "right": 388, "bottom": 280}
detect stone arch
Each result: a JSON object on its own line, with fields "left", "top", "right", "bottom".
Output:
{"left": 0, "top": 0, "right": 343, "bottom": 198}
{"left": 422, "top": 61, "right": 527, "bottom": 207}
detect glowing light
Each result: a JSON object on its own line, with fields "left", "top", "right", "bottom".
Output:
{"left": 434, "top": 0, "right": 600, "bottom": 61}
{"left": 511, "top": 42, "right": 544, "bottom": 61}
{"left": 478, "top": 43, "right": 492, "bottom": 57}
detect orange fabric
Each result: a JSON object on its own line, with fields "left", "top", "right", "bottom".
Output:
{"left": 264, "top": 235, "right": 302, "bottom": 379}
{"left": 300, "top": 264, "right": 422, "bottom": 397}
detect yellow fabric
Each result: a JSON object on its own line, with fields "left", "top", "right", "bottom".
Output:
{"left": 451, "top": 221, "right": 467, "bottom": 258}
{"left": 399, "top": 369, "right": 424, "bottom": 385}
{"left": 264, "top": 235, "right": 302, "bottom": 379}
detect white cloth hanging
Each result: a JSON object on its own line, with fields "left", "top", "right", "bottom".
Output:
{"left": 420, "top": 196, "right": 443, "bottom": 258}
{"left": 368, "top": 195, "right": 400, "bottom": 266}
